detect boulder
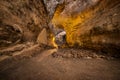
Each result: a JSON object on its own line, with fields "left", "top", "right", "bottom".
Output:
{"left": 55, "top": 31, "right": 66, "bottom": 46}
{"left": 37, "top": 28, "right": 48, "bottom": 45}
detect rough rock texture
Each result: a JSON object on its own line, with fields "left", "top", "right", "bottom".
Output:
{"left": 43, "top": 0, "right": 64, "bottom": 19}
{"left": 52, "top": 0, "right": 120, "bottom": 53}
{"left": 43, "top": 0, "right": 65, "bottom": 37}
{"left": 0, "top": 0, "right": 48, "bottom": 48}
{"left": 0, "top": 0, "right": 120, "bottom": 54}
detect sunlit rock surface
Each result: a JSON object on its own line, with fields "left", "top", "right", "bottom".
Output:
{"left": 55, "top": 31, "right": 66, "bottom": 47}
{"left": 0, "top": 0, "right": 48, "bottom": 48}
{"left": 37, "top": 28, "right": 48, "bottom": 45}
{"left": 51, "top": 0, "right": 120, "bottom": 53}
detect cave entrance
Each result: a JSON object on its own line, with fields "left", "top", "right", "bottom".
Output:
{"left": 50, "top": 24, "right": 67, "bottom": 48}
{"left": 54, "top": 30, "right": 66, "bottom": 48}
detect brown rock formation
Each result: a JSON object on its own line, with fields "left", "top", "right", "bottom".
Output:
{"left": 0, "top": 0, "right": 120, "bottom": 54}
{"left": 0, "top": 0, "right": 48, "bottom": 48}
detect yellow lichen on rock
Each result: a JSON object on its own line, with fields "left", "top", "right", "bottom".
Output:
{"left": 52, "top": 6, "right": 95, "bottom": 46}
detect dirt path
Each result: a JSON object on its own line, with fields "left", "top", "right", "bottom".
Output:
{"left": 0, "top": 49, "right": 120, "bottom": 80}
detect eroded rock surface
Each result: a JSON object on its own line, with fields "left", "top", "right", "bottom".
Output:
{"left": 0, "top": 0, "right": 48, "bottom": 48}
{"left": 51, "top": 0, "right": 120, "bottom": 53}
{"left": 0, "top": 0, "right": 120, "bottom": 54}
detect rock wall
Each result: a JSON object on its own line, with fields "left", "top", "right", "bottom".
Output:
{"left": 0, "top": 0, "right": 48, "bottom": 48}
{"left": 52, "top": 0, "right": 120, "bottom": 52}
{"left": 0, "top": 0, "right": 120, "bottom": 53}
{"left": 43, "top": 0, "right": 64, "bottom": 19}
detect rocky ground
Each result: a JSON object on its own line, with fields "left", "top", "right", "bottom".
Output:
{"left": 0, "top": 45, "right": 120, "bottom": 80}
{"left": 52, "top": 48, "right": 119, "bottom": 59}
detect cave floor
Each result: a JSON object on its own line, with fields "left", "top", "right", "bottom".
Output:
{"left": 0, "top": 48, "right": 120, "bottom": 80}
